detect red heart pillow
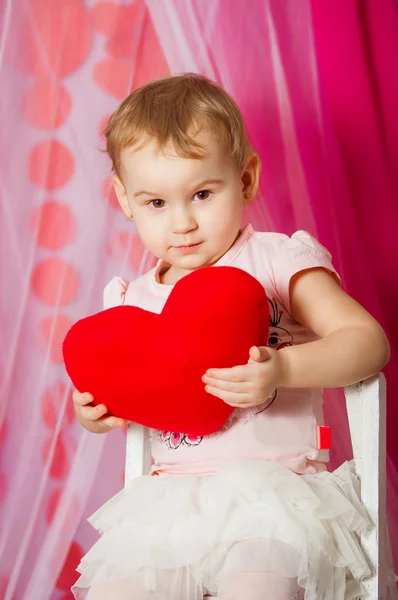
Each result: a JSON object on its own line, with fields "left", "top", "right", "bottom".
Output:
{"left": 63, "top": 266, "right": 269, "bottom": 436}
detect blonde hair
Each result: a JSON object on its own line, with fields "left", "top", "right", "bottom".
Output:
{"left": 104, "top": 73, "right": 253, "bottom": 178}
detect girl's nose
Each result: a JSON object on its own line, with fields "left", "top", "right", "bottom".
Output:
{"left": 171, "top": 209, "right": 197, "bottom": 234}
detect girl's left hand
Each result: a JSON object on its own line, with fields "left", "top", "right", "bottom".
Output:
{"left": 202, "top": 346, "right": 286, "bottom": 408}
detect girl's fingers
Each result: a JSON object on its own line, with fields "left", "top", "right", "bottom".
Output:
{"left": 102, "top": 416, "right": 126, "bottom": 429}
{"left": 204, "top": 385, "right": 252, "bottom": 405}
{"left": 224, "top": 400, "right": 262, "bottom": 408}
{"left": 204, "top": 365, "right": 249, "bottom": 382}
{"left": 73, "top": 390, "right": 126, "bottom": 429}
{"left": 81, "top": 403, "right": 108, "bottom": 421}
{"left": 73, "top": 391, "right": 94, "bottom": 406}
{"left": 203, "top": 377, "right": 250, "bottom": 393}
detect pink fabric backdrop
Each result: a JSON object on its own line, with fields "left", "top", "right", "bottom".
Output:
{"left": 0, "top": 1, "right": 397, "bottom": 598}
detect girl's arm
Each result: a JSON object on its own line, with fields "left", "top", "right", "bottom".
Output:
{"left": 204, "top": 267, "right": 389, "bottom": 407}
{"left": 278, "top": 268, "right": 390, "bottom": 388}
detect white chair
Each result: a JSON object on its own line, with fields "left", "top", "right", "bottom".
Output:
{"left": 125, "top": 374, "right": 396, "bottom": 599}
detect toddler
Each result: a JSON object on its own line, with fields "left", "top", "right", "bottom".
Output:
{"left": 72, "top": 73, "right": 390, "bottom": 600}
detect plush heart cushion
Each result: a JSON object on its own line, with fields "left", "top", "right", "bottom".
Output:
{"left": 63, "top": 266, "right": 269, "bottom": 436}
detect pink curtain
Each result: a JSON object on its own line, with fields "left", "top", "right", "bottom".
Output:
{"left": 0, "top": 1, "right": 397, "bottom": 598}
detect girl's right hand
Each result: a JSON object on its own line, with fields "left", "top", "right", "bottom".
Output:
{"left": 73, "top": 390, "right": 127, "bottom": 433}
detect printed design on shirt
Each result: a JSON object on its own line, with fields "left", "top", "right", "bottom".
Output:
{"left": 239, "top": 297, "right": 295, "bottom": 422}
{"left": 267, "top": 297, "right": 294, "bottom": 350}
{"left": 157, "top": 430, "right": 203, "bottom": 450}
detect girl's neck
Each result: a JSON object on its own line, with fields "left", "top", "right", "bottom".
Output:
{"left": 159, "top": 265, "right": 185, "bottom": 286}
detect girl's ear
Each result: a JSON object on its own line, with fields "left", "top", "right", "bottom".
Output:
{"left": 241, "top": 153, "right": 261, "bottom": 203}
{"left": 113, "top": 175, "right": 133, "bottom": 219}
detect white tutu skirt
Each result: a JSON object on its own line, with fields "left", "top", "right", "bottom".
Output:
{"left": 73, "top": 460, "right": 373, "bottom": 600}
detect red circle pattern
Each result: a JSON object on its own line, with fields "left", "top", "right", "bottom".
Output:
{"left": 92, "top": 2, "right": 169, "bottom": 99}
{"left": 42, "top": 435, "right": 70, "bottom": 480}
{"left": 46, "top": 488, "right": 80, "bottom": 535}
{"left": 29, "top": 140, "right": 75, "bottom": 190}
{"left": 102, "top": 177, "right": 120, "bottom": 209}
{"left": 46, "top": 488, "right": 63, "bottom": 524}
{"left": 92, "top": 1, "right": 147, "bottom": 59}
{"left": 0, "top": 577, "right": 16, "bottom": 600}
{"left": 0, "top": 419, "right": 7, "bottom": 445}
{"left": 94, "top": 57, "right": 135, "bottom": 101}
{"left": 9, "top": 0, "right": 91, "bottom": 77}
{"left": 24, "top": 79, "right": 72, "bottom": 129}
{"left": 0, "top": 472, "right": 7, "bottom": 505}
{"left": 56, "top": 540, "right": 84, "bottom": 591}
{"left": 91, "top": 1, "right": 121, "bottom": 36}
{"left": 41, "top": 382, "right": 76, "bottom": 429}
{"left": 31, "top": 258, "right": 79, "bottom": 307}
{"left": 99, "top": 115, "right": 110, "bottom": 141}
{"left": 31, "top": 201, "right": 77, "bottom": 250}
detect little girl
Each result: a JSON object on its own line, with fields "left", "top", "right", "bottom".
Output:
{"left": 72, "top": 74, "right": 390, "bottom": 600}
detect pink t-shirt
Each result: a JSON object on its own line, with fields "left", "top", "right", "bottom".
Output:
{"left": 104, "top": 225, "right": 339, "bottom": 476}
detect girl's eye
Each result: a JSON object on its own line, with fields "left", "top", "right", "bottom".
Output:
{"left": 150, "top": 199, "right": 165, "bottom": 209}
{"left": 193, "top": 190, "right": 211, "bottom": 201}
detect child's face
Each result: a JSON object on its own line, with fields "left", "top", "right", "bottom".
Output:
{"left": 113, "top": 130, "right": 257, "bottom": 280}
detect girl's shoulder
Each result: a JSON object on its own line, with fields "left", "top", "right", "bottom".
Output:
{"left": 249, "top": 229, "right": 335, "bottom": 272}
{"left": 244, "top": 230, "right": 339, "bottom": 314}
{"left": 250, "top": 229, "right": 330, "bottom": 257}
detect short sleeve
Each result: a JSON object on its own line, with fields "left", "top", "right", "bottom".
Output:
{"left": 271, "top": 231, "right": 341, "bottom": 314}
{"left": 103, "top": 276, "right": 129, "bottom": 310}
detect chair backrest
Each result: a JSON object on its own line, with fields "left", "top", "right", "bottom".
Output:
{"left": 344, "top": 374, "right": 387, "bottom": 599}
{"left": 125, "top": 374, "right": 390, "bottom": 599}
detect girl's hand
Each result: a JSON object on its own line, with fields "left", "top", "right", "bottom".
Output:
{"left": 202, "top": 346, "right": 286, "bottom": 408}
{"left": 73, "top": 390, "right": 127, "bottom": 433}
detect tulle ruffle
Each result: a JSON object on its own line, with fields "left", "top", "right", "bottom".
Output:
{"left": 73, "top": 459, "right": 373, "bottom": 600}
